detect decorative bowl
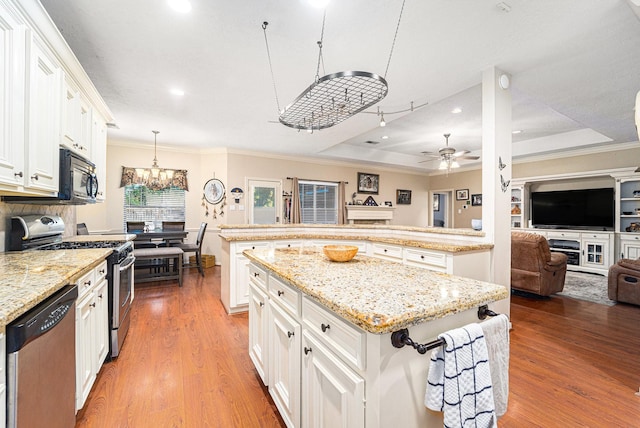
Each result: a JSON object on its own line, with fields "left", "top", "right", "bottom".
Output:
{"left": 323, "top": 245, "right": 358, "bottom": 262}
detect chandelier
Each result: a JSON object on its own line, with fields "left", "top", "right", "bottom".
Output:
{"left": 119, "top": 130, "right": 189, "bottom": 191}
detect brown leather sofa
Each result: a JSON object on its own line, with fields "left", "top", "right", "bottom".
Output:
{"left": 511, "top": 231, "right": 568, "bottom": 296}
{"left": 608, "top": 259, "right": 640, "bottom": 305}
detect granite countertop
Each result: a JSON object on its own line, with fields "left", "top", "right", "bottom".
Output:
{"left": 221, "top": 231, "right": 492, "bottom": 253}
{"left": 0, "top": 248, "right": 113, "bottom": 329}
{"left": 244, "top": 248, "right": 508, "bottom": 334}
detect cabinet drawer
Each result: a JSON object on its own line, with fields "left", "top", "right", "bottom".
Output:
{"left": 620, "top": 234, "right": 640, "bottom": 243}
{"left": 75, "top": 269, "right": 95, "bottom": 297}
{"left": 269, "top": 275, "right": 301, "bottom": 317}
{"left": 546, "top": 231, "right": 581, "bottom": 240}
{"left": 95, "top": 260, "right": 108, "bottom": 283}
{"left": 274, "top": 240, "right": 303, "bottom": 249}
{"left": 371, "top": 243, "right": 403, "bottom": 260}
{"left": 249, "top": 263, "right": 267, "bottom": 291}
{"left": 302, "top": 297, "right": 366, "bottom": 371}
{"left": 235, "top": 241, "right": 270, "bottom": 254}
{"left": 404, "top": 247, "right": 446, "bottom": 270}
{"left": 582, "top": 232, "right": 610, "bottom": 240}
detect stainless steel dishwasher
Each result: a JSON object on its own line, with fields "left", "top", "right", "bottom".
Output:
{"left": 6, "top": 284, "right": 78, "bottom": 428}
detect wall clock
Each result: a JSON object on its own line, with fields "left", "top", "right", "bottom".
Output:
{"left": 203, "top": 178, "right": 225, "bottom": 204}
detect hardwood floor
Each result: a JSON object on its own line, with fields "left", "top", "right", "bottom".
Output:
{"left": 76, "top": 267, "right": 640, "bottom": 427}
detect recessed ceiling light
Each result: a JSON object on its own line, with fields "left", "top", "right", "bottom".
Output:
{"left": 451, "top": 107, "right": 462, "bottom": 114}
{"left": 170, "top": 88, "right": 185, "bottom": 96}
{"left": 307, "top": 0, "right": 331, "bottom": 8}
{"left": 381, "top": 135, "right": 389, "bottom": 140}
{"left": 512, "top": 129, "right": 523, "bottom": 134}
{"left": 168, "top": 0, "right": 192, "bottom": 13}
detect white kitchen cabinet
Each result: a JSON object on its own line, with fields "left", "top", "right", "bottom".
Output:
{"left": 0, "top": 327, "right": 6, "bottom": 428}
{"left": 0, "top": 1, "right": 26, "bottom": 191}
{"left": 222, "top": 241, "right": 270, "bottom": 313}
{"left": 92, "top": 113, "right": 107, "bottom": 200}
{"left": 248, "top": 263, "right": 269, "bottom": 385}
{"left": 301, "top": 330, "right": 365, "bottom": 428}
{"left": 268, "top": 299, "right": 301, "bottom": 428}
{"left": 368, "top": 242, "right": 403, "bottom": 262}
{"left": 25, "top": 30, "right": 62, "bottom": 193}
{"left": 75, "top": 259, "right": 108, "bottom": 411}
{"left": 511, "top": 185, "right": 524, "bottom": 228}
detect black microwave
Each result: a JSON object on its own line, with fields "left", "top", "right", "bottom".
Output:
{"left": 3, "top": 149, "right": 98, "bottom": 205}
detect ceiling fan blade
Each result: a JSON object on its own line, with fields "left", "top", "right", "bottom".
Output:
{"left": 458, "top": 155, "right": 480, "bottom": 160}
{"left": 453, "top": 150, "right": 470, "bottom": 157}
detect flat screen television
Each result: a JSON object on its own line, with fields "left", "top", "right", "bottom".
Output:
{"left": 531, "top": 188, "right": 615, "bottom": 230}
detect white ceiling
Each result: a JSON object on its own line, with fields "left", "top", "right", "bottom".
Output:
{"left": 40, "top": 0, "right": 640, "bottom": 172}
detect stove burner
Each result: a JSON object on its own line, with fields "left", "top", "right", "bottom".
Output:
{"left": 41, "top": 241, "right": 126, "bottom": 250}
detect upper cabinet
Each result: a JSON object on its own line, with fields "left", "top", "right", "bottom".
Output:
{"left": 0, "top": 1, "right": 26, "bottom": 190}
{"left": 0, "top": 0, "right": 114, "bottom": 197}
{"left": 25, "top": 31, "right": 62, "bottom": 193}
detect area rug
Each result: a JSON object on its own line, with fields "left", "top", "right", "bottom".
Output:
{"left": 557, "top": 271, "right": 615, "bottom": 306}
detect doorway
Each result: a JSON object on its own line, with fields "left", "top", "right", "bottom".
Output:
{"left": 431, "top": 190, "right": 453, "bottom": 228}
{"left": 247, "top": 179, "right": 282, "bottom": 224}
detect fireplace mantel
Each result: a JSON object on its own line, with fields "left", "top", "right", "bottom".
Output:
{"left": 345, "top": 205, "right": 395, "bottom": 224}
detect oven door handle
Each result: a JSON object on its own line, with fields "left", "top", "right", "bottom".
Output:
{"left": 119, "top": 256, "right": 136, "bottom": 271}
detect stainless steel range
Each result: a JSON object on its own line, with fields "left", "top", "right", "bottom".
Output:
{"left": 9, "top": 215, "right": 135, "bottom": 358}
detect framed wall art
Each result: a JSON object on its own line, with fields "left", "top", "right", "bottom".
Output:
{"left": 397, "top": 189, "right": 412, "bottom": 205}
{"left": 357, "top": 172, "right": 379, "bottom": 194}
{"left": 456, "top": 189, "right": 469, "bottom": 201}
{"left": 471, "top": 194, "right": 482, "bottom": 206}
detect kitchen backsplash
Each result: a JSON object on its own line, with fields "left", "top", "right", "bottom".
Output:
{"left": 0, "top": 202, "right": 76, "bottom": 252}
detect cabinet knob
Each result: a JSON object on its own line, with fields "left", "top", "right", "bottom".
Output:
{"left": 84, "top": 280, "right": 92, "bottom": 286}
{"left": 14, "top": 171, "right": 23, "bottom": 178}
{"left": 31, "top": 173, "right": 39, "bottom": 180}
{"left": 90, "top": 302, "right": 96, "bottom": 308}
{"left": 254, "top": 272, "right": 259, "bottom": 277}
{"left": 98, "top": 294, "right": 103, "bottom": 299}
{"left": 99, "top": 269, "right": 106, "bottom": 274}
{"left": 384, "top": 249, "right": 388, "bottom": 252}
{"left": 420, "top": 255, "right": 425, "bottom": 260}
{"left": 321, "top": 323, "right": 330, "bottom": 333}
{"left": 304, "top": 347, "right": 312, "bottom": 355}
{"left": 277, "top": 290, "right": 284, "bottom": 296}
{"left": 259, "top": 301, "right": 264, "bottom": 307}
{"left": 287, "top": 331, "right": 294, "bottom": 338}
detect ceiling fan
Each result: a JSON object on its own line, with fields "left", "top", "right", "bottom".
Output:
{"left": 420, "top": 133, "right": 480, "bottom": 170}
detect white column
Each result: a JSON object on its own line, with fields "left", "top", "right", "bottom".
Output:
{"left": 482, "top": 67, "right": 512, "bottom": 292}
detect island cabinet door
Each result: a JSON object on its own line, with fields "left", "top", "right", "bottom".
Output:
{"left": 269, "top": 300, "right": 301, "bottom": 428}
{"left": 249, "top": 282, "right": 269, "bottom": 385}
{"left": 301, "top": 331, "right": 365, "bottom": 428}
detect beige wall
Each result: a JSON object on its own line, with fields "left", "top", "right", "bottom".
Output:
{"left": 74, "top": 140, "right": 431, "bottom": 261}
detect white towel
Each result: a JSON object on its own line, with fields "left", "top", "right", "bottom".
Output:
{"left": 480, "top": 314, "right": 510, "bottom": 417}
{"left": 425, "top": 323, "right": 497, "bottom": 428}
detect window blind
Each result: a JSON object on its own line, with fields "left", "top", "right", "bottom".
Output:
{"left": 299, "top": 180, "right": 338, "bottom": 224}
{"left": 123, "top": 185, "right": 185, "bottom": 229}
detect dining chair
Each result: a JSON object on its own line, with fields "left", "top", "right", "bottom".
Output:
{"left": 175, "top": 222, "right": 208, "bottom": 276}
{"left": 162, "top": 221, "right": 186, "bottom": 245}
{"left": 77, "top": 223, "right": 89, "bottom": 235}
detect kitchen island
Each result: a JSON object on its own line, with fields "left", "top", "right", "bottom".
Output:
{"left": 244, "top": 247, "right": 509, "bottom": 428}
{"left": 219, "top": 223, "right": 495, "bottom": 314}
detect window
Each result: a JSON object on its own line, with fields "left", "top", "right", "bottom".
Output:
{"left": 123, "top": 185, "right": 185, "bottom": 229}
{"left": 299, "top": 180, "right": 338, "bottom": 224}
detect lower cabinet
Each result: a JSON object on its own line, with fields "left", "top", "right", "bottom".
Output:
{"left": 301, "top": 331, "right": 365, "bottom": 428}
{"left": 248, "top": 281, "right": 269, "bottom": 385}
{"left": 620, "top": 233, "right": 640, "bottom": 259}
{"left": 0, "top": 327, "right": 5, "bottom": 427}
{"left": 75, "top": 260, "right": 109, "bottom": 411}
{"left": 268, "top": 299, "right": 301, "bottom": 428}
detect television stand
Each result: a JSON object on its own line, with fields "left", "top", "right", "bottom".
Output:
{"left": 529, "top": 229, "right": 614, "bottom": 275}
